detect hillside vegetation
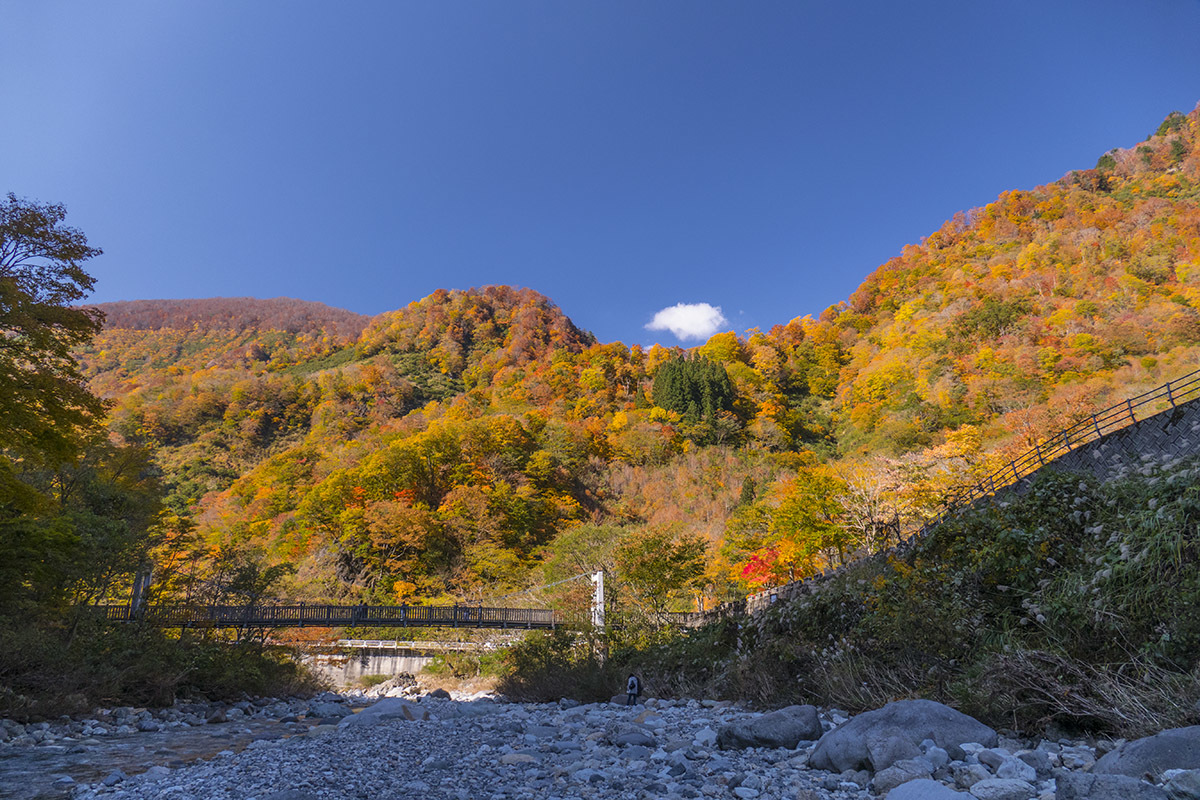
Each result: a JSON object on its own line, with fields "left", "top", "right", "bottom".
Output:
{"left": 508, "top": 453, "right": 1200, "bottom": 738}
{"left": 74, "top": 106, "right": 1200, "bottom": 615}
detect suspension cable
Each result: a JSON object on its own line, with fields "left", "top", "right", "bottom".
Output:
{"left": 479, "top": 571, "right": 594, "bottom": 606}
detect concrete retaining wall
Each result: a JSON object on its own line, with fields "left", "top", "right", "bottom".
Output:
{"left": 1006, "top": 395, "right": 1200, "bottom": 491}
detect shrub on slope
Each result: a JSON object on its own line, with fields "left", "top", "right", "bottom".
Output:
{"left": 631, "top": 452, "right": 1200, "bottom": 737}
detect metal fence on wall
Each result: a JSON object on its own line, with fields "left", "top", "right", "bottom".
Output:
{"left": 945, "top": 367, "right": 1200, "bottom": 511}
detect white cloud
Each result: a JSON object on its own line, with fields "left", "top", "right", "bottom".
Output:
{"left": 645, "top": 302, "right": 728, "bottom": 341}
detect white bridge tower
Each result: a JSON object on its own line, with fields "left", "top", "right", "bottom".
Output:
{"left": 589, "top": 570, "right": 605, "bottom": 632}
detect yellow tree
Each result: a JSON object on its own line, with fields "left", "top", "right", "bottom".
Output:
{"left": 768, "top": 464, "right": 849, "bottom": 579}
{"left": 615, "top": 525, "right": 707, "bottom": 620}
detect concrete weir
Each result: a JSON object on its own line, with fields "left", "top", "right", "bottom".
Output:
{"left": 304, "top": 643, "right": 434, "bottom": 688}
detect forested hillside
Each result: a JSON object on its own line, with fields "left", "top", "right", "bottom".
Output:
{"left": 0, "top": 197, "right": 319, "bottom": 716}
{"left": 831, "top": 108, "right": 1200, "bottom": 456}
{"left": 79, "top": 105, "right": 1200, "bottom": 609}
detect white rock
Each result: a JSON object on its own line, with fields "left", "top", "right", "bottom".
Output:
{"left": 996, "top": 756, "right": 1037, "bottom": 782}
{"left": 968, "top": 777, "right": 1036, "bottom": 800}
{"left": 924, "top": 745, "right": 951, "bottom": 770}
{"left": 339, "top": 698, "right": 428, "bottom": 728}
{"left": 693, "top": 726, "right": 718, "bottom": 748}
{"left": 500, "top": 753, "right": 536, "bottom": 764}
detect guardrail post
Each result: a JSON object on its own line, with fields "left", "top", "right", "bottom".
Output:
{"left": 1035, "top": 442, "right": 1045, "bottom": 466}
{"left": 1167, "top": 381, "right": 1175, "bottom": 408}
{"left": 1092, "top": 414, "right": 1102, "bottom": 438}
{"left": 1127, "top": 399, "right": 1135, "bottom": 422}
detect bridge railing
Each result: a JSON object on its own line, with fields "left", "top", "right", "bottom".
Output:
{"left": 94, "top": 603, "right": 560, "bottom": 630}
{"left": 335, "top": 639, "right": 512, "bottom": 652}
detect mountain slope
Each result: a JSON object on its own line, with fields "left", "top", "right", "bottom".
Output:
{"left": 80, "top": 297, "right": 368, "bottom": 398}
{"left": 92, "top": 296, "right": 369, "bottom": 336}
{"left": 812, "top": 106, "right": 1200, "bottom": 454}
{"left": 76, "top": 289, "right": 663, "bottom": 604}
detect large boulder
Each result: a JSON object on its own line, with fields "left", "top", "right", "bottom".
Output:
{"left": 337, "top": 698, "right": 429, "bottom": 728}
{"left": 809, "top": 699, "right": 997, "bottom": 773}
{"left": 1056, "top": 772, "right": 1168, "bottom": 800}
{"left": 718, "top": 705, "right": 823, "bottom": 750}
{"left": 305, "top": 701, "right": 349, "bottom": 719}
{"left": 1093, "top": 727, "right": 1200, "bottom": 781}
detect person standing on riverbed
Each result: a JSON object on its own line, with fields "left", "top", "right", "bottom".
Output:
{"left": 625, "top": 674, "right": 642, "bottom": 706}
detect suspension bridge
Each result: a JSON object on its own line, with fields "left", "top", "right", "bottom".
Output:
{"left": 96, "top": 571, "right": 711, "bottom": 631}
{"left": 94, "top": 602, "right": 710, "bottom": 630}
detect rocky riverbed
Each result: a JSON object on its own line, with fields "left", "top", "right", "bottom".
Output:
{"left": 3, "top": 690, "right": 1198, "bottom": 800}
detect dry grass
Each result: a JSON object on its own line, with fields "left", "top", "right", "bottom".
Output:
{"left": 416, "top": 672, "right": 500, "bottom": 696}
{"left": 802, "top": 650, "right": 951, "bottom": 712}
{"left": 975, "top": 649, "right": 1200, "bottom": 737}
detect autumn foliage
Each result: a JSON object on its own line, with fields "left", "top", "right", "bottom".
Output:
{"left": 75, "top": 104, "right": 1200, "bottom": 607}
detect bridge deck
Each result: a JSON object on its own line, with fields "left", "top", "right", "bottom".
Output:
{"left": 93, "top": 603, "right": 712, "bottom": 630}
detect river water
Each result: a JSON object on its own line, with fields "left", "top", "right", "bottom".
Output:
{"left": 0, "top": 716, "right": 317, "bottom": 800}
{"left": 0, "top": 642, "right": 439, "bottom": 798}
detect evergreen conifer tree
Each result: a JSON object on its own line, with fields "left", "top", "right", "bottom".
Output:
{"left": 650, "top": 355, "right": 735, "bottom": 421}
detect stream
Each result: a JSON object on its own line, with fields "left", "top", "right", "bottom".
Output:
{"left": 0, "top": 716, "right": 321, "bottom": 800}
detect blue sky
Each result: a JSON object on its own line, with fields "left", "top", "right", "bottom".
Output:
{"left": 3, "top": 2, "right": 1200, "bottom": 346}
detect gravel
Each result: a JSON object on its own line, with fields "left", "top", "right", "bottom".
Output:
{"left": 1, "top": 691, "right": 1188, "bottom": 800}
{"left": 64, "top": 697, "right": 861, "bottom": 800}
